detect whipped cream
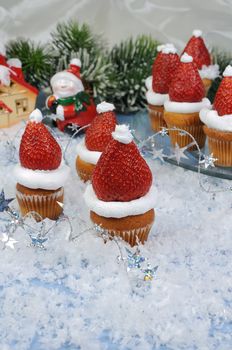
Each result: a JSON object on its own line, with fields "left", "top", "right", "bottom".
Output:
{"left": 145, "top": 76, "right": 168, "bottom": 106}
{"left": 193, "top": 29, "right": 202, "bottom": 38}
{"left": 145, "top": 76, "right": 152, "bottom": 90}
{"left": 199, "top": 64, "right": 220, "bottom": 80}
{"left": 14, "top": 163, "right": 70, "bottom": 190}
{"left": 76, "top": 139, "right": 101, "bottom": 165}
{"left": 112, "top": 124, "right": 133, "bottom": 144}
{"left": 84, "top": 185, "right": 157, "bottom": 218}
{"left": 157, "top": 44, "right": 165, "bottom": 52}
{"left": 181, "top": 53, "right": 193, "bottom": 63}
{"left": 146, "top": 90, "right": 168, "bottom": 106}
{"left": 200, "top": 107, "right": 232, "bottom": 132}
{"left": 164, "top": 97, "right": 211, "bottom": 114}
{"left": 223, "top": 65, "right": 232, "bottom": 77}
{"left": 29, "top": 109, "right": 43, "bottom": 123}
{"left": 162, "top": 44, "right": 177, "bottom": 54}
{"left": 96, "top": 101, "right": 115, "bottom": 113}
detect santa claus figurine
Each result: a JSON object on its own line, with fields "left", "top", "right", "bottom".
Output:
{"left": 46, "top": 58, "right": 96, "bottom": 132}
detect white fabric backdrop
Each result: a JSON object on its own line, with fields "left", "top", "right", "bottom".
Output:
{"left": 0, "top": 0, "right": 232, "bottom": 51}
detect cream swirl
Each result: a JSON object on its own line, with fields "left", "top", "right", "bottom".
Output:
{"left": 14, "top": 163, "right": 70, "bottom": 190}
{"left": 164, "top": 97, "right": 211, "bottom": 114}
{"left": 200, "top": 106, "right": 232, "bottom": 132}
{"left": 76, "top": 139, "right": 101, "bottom": 165}
{"left": 84, "top": 185, "right": 157, "bottom": 218}
{"left": 199, "top": 64, "right": 220, "bottom": 80}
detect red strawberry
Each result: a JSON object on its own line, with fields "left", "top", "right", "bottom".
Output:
{"left": 169, "top": 53, "right": 205, "bottom": 103}
{"left": 214, "top": 67, "right": 232, "bottom": 116}
{"left": 152, "top": 47, "right": 179, "bottom": 94}
{"left": 85, "top": 103, "right": 117, "bottom": 152}
{"left": 92, "top": 125, "right": 152, "bottom": 202}
{"left": 20, "top": 110, "right": 62, "bottom": 170}
{"left": 182, "top": 31, "right": 211, "bottom": 69}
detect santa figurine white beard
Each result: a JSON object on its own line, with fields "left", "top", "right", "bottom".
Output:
{"left": 46, "top": 58, "right": 96, "bottom": 132}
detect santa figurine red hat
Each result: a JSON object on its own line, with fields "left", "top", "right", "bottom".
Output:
{"left": 50, "top": 58, "right": 84, "bottom": 98}
{"left": 7, "top": 58, "right": 24, "bottom": 80}
{"left": 0, "top": 43, "right": 7, "bottom": 66}
{"left": 47, "top": 58, "right": 96, "bottom": 132}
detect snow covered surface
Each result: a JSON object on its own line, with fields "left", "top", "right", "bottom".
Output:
{"left": 0, "top": 113, "right": 231, "bottom": 350}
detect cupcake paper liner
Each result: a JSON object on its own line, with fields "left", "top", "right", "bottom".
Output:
{"left": 203, "top": 126, "right": 232, "bottom": 167}
{"left": 106, "top": 223, "right": 153, "bottom": 247}
{"left": 164, "top": 111, "right": 206, "bottom": 149}
{"left": 76, "top": 156, "right": 95, "bottom": 182}
{"left": 16, "top": 187, "right": 64, "bottom": 221}
{"left": 148, "top": 104, "right": 166, "bottom": 132}
{"left": 202, "top": 78, "right": 212, "bottom": 96}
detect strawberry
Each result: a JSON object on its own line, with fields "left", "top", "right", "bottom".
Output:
{"left": 169, "top": 53, "right": 205, "bottom": 103}
{"left": 182, "top": 33, "right": 211, "bottom": 69}
{"left": 214, "top": 76, "right": 232, "bottom": 116}
{"left": 92, "top": 125, "right": 152, "bottom": 202}
{"left": 85, "top": 110, "right": 117, "bottom": 152}
{"left": 20, "top": 119, "right": 62, "bottom": 171}
{"left": 152, "top": 50, "right": 179, "bottom": 94}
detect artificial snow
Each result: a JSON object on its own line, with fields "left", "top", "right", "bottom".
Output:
{"left": 0, "top": 113, "right": 231, "bottom": 350}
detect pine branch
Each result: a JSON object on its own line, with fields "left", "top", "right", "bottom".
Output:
{"left": 51, "top": 21, "right": 105, "bottom": 58}
{"left": 109, "top": 36, "right": 160, "bottom": 113}
{"left": 6, "top": 39, "right": 55, "bottom": 88}
{"left": 208, "top": 48, "right": 232, "bottom": 102}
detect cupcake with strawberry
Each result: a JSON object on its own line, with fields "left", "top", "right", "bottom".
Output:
{"left": 164, "top": 53, "right": 211, "bottom": 149}
{"left": 146, "top": 44, "right": 179, "bottom": 131}
{"left": 84, "top": 124, "right": 156, "bottom": 246}
{"left": 14, "top": 109, "right": 70, "bottom": 220}
{"left": 200, "top": 65, "right": 232, "bottom": 167}
{"left": 145, "top": 43, "right": 179, "bottom": 132}
{"left": 76, "top": 101, "right": 117, "bottom": 182}
{"left": 183, "top": 30, "right": 219, "bottom": 95}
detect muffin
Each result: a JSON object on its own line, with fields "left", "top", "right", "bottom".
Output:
{"left": 183, "top": 30, "right": 219, "bottom": 95}
{"left": 200, "top": 65, "right": 232, "bottom": 167}
{"left": 84, "top": 124, "right": 156, "bottom": 246}
{"left": 145, "top": 44, "right": 179, "bottom": 132}
{"left": 164, "top": 53, "right": 211, "bottom": 149}
{"left": 76, "top": 101, "right": 117, "bottom": 181}
{"left": 14, "top": 109, "right": 70, "bottom": 220}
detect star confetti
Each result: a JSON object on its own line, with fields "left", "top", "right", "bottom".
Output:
{"left": 199, "top": 153, "right": 218, "bottom": 169}
{"left": 0, "top": 189, "right": 14, "bottom": 212}
{"left": 168, "top": 142, "right": 191, "bottom": 165}
{"left": 160, "top": 127, "right": 168, "bottom": 137}
{"left": 152, "top": 148, "right": 166, "bottom": 162}
{"left": 0, "top": 233, "right": 18, "bottom": 250}
{"left": 126, "top": 248, "right": 146, "bottom": 270}
{"left": 143, "top": 264, "right": 158, "bottom": 281}
{"left": 94, "top": 224, "right": 110, "bottom": 242}
{"left": 67, "top": 123, "right": 80, "bottom": 133}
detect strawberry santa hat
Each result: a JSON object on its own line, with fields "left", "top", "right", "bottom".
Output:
{"left": 145, "top": 43, "right": 179, "bottom": 92}
{"left": 92, "top": 124, "right": 152, "bottom": 202}
{"left": 19, "top": 109, "right": 62, "bottom": 171}
{"left": 168, "top": 52, "right": 205, "bottom": 102}
{"left": 214, "top": 65, "right": 232, "bottom": 116}
{"left": 85, "top": 101, "right": 117, "bottom": 152}
{"left": 50, "top": 58, "right": 84, "bottom": 93}
{"left": 152, "top": 43, "right": 180, "bottom": 94}
{"left": 182, "top": 30, "right": 211, "bottom": 69}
